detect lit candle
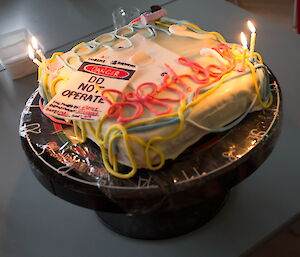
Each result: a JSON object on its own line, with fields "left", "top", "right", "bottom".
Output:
{"left": 31, "top": 36, "right": 47, "bottom": 63}
{"left": 240, "top": 32, "right": 248, "bottom": 70}
{"left": 247, "top": 20, "right": 256, "bottom": 59}
{"left": 28, "top": 44, "right": 43, "bottom": 68}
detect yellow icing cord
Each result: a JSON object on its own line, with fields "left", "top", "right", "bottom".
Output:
{"left": 111, "top": 133, "right": 165, "bottom": 171}
{"left": 50, "top": 76, "right": 68, "bottom": 97}
{"left": 188, "top": 72, "right": 232, "bottom": 109}
{"left": 247, "top": 59, "right": 273, "bottom": 108}
{"left": 86, "top": 122, "right": 96, "bottom": 135}
{"left": 42, "top": 72, "right": 50, "bottom": 101}
{"left": 72, "top": 42, "right": 85, "bottom": 51}
{"left": 103, "top": 125, "right": 138, "bottom": 179}
{"left": 125, "top": 112, "right": 178, "bottom": 129}
{"left": 38, "top": 52, "right": 65, "bottom": 101}
{"left": 254, "top": 52, "right": 263, "bottom": 64}
{"left": 38, "top": 67, "right": 43, "bottom": 82}
{"left": 145, "top": 100, "right": 186, "bottom": 170}
{"left": 87, "top": 112, "right": 167, "bottom": 177}
{"left": 49, "top": 52, "right": 64, "bottom": 63}
{"left": 73, "top": 121, "right": 87, "bottom": 143}
{"left": 95, "top": 114, "right": 108, "bottom": 144}
{"left": 154, "top": 21, "right": 170, "bottom": 27}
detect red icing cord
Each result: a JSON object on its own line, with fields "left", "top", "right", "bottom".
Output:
{"left": 102, "top": 82, "right": 179, "bottom": 123}
{"left": 212, "top": 43, "right": 234, "bottom": 63}
{"left": 213, "top": 44, "right": 245, "bottom": 73}
{"left": 206, "top": 65, "right": 225, "bottom": 77}
{"left": 213, "top": 43, "right": 230, "bottom": 56}
{"left": 158, "top": 74, "right": 184, "bottom": 101}
{"left": 102, "top": 89, "right": 127, "bottom": 105}
{"left": 129, "top": 16, "right": 142, "bottom": 24}
{"left": 108, "top": 102, "right": 144, "bottom": 123}
{"left": 164, "top": 64, "right": 191, "bottom": 91}
{"left": 211, "top": 47, "right": 221, "bottom": 55}
{"left": 39, "top": 98, "right": 73, "bottom": 126}
{"left": 136, "top": 83, "right": 172, "bottom": 115}
{"left": 177, "top": 56, "right": 229, "bottom": 97}
{"left": 102, "top": 43, "right": 236, "bottom": 123}
{"left": 178, "top": 57, "right": 210, "bottom": 83}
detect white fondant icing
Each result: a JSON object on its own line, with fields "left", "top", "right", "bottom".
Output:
{"left": 45, "top": 28, "right": 264, "bottom": 169}
{"left": 200, "top": 48, "right": 229, "bottom": 66}
{"left": 169, "top": 25, "right": 216, "bottom": 40}
{"left": 130, "top": 51, "right": 153, "bottom": 66}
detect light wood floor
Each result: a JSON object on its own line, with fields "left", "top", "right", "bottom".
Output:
{"left": 227, "top": 0, "right": 295, "bottom": 30}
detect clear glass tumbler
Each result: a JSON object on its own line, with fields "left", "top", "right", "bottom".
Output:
{"left": 112, "top": 7, "right": 140, "bottom": 29}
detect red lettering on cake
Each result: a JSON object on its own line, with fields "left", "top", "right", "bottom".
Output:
{"left": 84, "top": 65, "right": 129, "bottom": 78}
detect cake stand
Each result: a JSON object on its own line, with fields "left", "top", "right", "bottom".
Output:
{"left": 20, "top": 70, "right": 282, "bottom": 239}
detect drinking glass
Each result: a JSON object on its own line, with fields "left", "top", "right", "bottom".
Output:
{"left": 112, "top": 7, "right": 140, "bottom": 29}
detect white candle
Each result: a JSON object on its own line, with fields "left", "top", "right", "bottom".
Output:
{"left": 240, "top": 32, "right": 248, "bottom": 70}
{"left": 31, "top": 36, "right": 47, "bottom": 63}
{"left": 28, "top": 44, "right": 44, "bottom": 68}
{"left": 247, "top": 20, "right": 256, "bottom": 59}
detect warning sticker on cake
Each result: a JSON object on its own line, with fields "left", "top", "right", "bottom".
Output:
{"left": 78, "top": 62, "right": 135, "bottom": 80}
{"left": 44, "top": 60, "right": 136, "bottom": 121}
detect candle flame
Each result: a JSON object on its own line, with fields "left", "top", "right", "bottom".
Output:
{"left": 247, "top": 20, "right": 256, "bottom": 33}
{"left": 31, "top": 36, "right": 39, "bottom": 50}
{"left": 28, "top": 45, "right": 35, "bottom": 60}
{"left": 240, "top": 32, "right": 248, "bottom": 49}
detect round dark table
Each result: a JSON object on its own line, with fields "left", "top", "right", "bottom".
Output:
{"left": 20, "top": 71, "right": 282, "bottom": 239}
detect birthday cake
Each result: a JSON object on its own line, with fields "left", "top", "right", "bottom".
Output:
{"left": 32, "top": 10, "right": 272, "bottom": 179}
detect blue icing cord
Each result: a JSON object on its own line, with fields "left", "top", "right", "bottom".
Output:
{"left": 91, "top": 33, "right": 115, "bottom": 46}
{"left": 103, "top": 36, "right": 133, "bottom": 51}
{"left": 132, "top": 23, "right": 171, "bottom": 37}
{"left": 186, "top": 95, "right": 258, "bottom": 133}
{"left": 105, "top": 26, "right": 135, "bottom": 50}
{"left": 65, "top": 54, "right": 83, "bottom": 69}
{"left": 144, "top": 27, "right": 156, "bottom": 39}
{"left": 73, "top": 42, "right": 102, "bottom": 56}
{"left": 114, "top": 26, "right": 136, "bottom": 37}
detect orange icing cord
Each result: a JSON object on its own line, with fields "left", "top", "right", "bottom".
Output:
{"left": 101, "top": 43, "right": 236, "bottom": 124}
